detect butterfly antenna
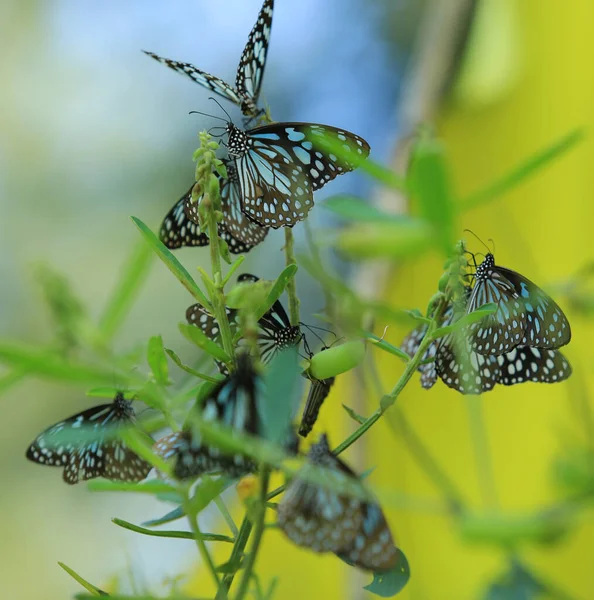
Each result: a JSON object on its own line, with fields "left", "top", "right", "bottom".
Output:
{"left": 208, "top": 126, "right": 227, "bottom": 138}
{"left": 299, "top": 323, "right": 327, "bottom": 346}
{"left": 208, "top": 97, "right": 233, "bottom": 123}
{"left": 463, "top": 229, "right": 493, "bottom": 255}
{"left": 189, "top": 110, "right": 228, "bottom": 123}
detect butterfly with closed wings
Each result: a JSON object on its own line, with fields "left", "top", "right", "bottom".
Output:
{"left": 277, "top": 434, "right": 400, "bottom": 572}
{"left": 26, "top": 392, "right": 152, "bottom": 484}
{"left": 186, "top": 273, "right": 302, "bottom": 372}
{"left": 144, "top": 0, "right": 274, "bottom": 119}
{"left": 154, "top": 352, "right": 298, "bottom": 479}
{"left": 224, "top": 121, "right": 370, "bottom": 228}
{"left": 401, "top": 287, "right": 572, "bottom": 395}
{"left": 466, "top": 252, "right": 571, "bottom": 356}
{"left": 159, "top": 161, "right": 267, "bottom": 254}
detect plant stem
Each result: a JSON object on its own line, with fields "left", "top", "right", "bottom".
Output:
{"left": 205, "top": 195, "right": 235, "bottom": 360}
{"left": 284, "top": 228, "right": 300, "bottom": 326}
{"left": 215, "top": 495, "right": 239, "bottom": 538}
{"left": 216, "top": 517, "right": 253, "bottom": 599}
{"left": 182, "top": 489, "right": 223, "bottom": 594}
{"left": 233, "top": 469, "right": 271, "bottom": 600}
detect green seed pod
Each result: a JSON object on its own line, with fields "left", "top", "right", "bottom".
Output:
{"left": 308, "top": 341, "right": 366, "bottom": 380}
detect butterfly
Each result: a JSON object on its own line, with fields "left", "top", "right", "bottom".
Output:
{"left": 154, "top": 352, "right": 262, "bottom": 479}
{"left": 225, "top": 121, "right": 371, "bottom": 228}
{"left": 466, "top": 253, "right": 571, "bottom": 355}
{"left": 159, "top": 162, "right": 268, "bottom": 254}
{"left": 26, "top": 393, "right": 152, "bottom": 485}
{"left": 144, "top": 0, "right": 274, "bottom": 119}
{"left": 402, "top": 291, "right": 572, "bottom": 394}
{"left": 277, "top": 434, "right": 399, "bottom": 572}
{"left": 298, "top": 348, "right": 336, "bottom": 438}
{"left": 186, "top": 273, "right": 302, "bottom": 370}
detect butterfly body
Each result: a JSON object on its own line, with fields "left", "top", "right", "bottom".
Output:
{"left": 277, "top": 434, "right": 399, "bottom": 571}
{"left": 26, "top": 393, "right": 151, "bottom": 484}
{"left": 225, "top": 122, "right": 371, "bottom": 228}
{"left": 144, "top": 0, "right": 274, "bottom": 119}
{"left": 186, "top": 273, "right": 302, "bottom": 370}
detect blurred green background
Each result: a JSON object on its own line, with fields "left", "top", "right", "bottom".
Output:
{"left": 2, "top": 0, "right": 594, "bottom": 598}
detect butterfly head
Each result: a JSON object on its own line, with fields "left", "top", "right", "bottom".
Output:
{"left": 475, "top": 253, "right": 495, "bottom": 281}
{"left": 226, "top": 122, "right": 250, "bottom": 157}
{"left": 113, "top": 391, "right": 135, "bottom": 418}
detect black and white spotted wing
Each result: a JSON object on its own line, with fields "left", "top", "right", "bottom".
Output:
{"left": 155, "top": 353, "right": 262, "bottom": 480}
{"left": 186, "top": 273, "right": 302, "bottom": 369}
{"left": 277, "top": 434, "right": 399, "bottom": 572}
{"left": 160, "top": 167, "right": 268, "bottom": 254}
{"left": 26, "top": 393, "right": 152, "bottom": 485}
{"left": 225, "top": 122, "right": 370, "bottom": 228}
{"left": 143, "top": 0, "right": 274, "bottom": 118}
{"left": 496, "top": 347, "right": 572, "bottom": 385}
{"left": 467, "top": 254, "right": 571, "bottom": 355}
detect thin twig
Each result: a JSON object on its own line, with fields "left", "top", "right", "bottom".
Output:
{"left": 283, "top": 228, "right": 300, "bottom": 326}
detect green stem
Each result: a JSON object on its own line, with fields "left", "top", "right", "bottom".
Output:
{"left": 217, "top": 517, "right": 253, "bottom": 599}
{"left": 234, "top": 469, "right": 271, "bottom": 600}
{"left": 215, "top": 495, "right": 239, "bottom": 538}
{"left": 205, "top": 195, "right": 235, "bottom": 360}
{"left": 284, "top": 228, "right": 300, "bottom": 326}
{"left": 182, "top": 489, "right": 223, "bottom": 594}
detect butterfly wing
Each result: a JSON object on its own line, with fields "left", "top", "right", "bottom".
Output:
{"left": 496, "top": 347, "right": 572, "bottom": 385}
{"left": 298, "top": 376, "right": 335, "bottom": 437}
{"left": 235, "top": 123, "right": 370, "bottom": 228}
{"left": 435, "top": 333, "right": 501, "bottom": 394}
{"left": 27, "top": 397, "right": 150, "bottom": 484}
{"left": 467, "top": 266, "right": 527, "bottom": 355}
{"left": 236, "top": 0, "right": 274, "bottom": 103}
{"left": 220, "top": 165, "right": 268, "bottom": 247}
{"left": 496, "top": 266, "right": 571, "bottom": 349}
{"left": 160, "top": 187, "right": 210, "bottom": 249}
{"left": 143, "top": 51, "right": 243, "bottom": 106}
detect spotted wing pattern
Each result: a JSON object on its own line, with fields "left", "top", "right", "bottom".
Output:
{"left": 496, "top": 347, "right": 572, "bottom": 385}
{"left": 143, "top": 0, "right": 274, "bottom": 117}
{"left": 160, "top": 168, "right": 267, "bottom": 254}
{"left": 26, "top": 393, "right": 151, "bottom": 485}
{"left": 466, "top": 254, "right": 527, "bottom": 355}
{"left": 277, "top": 434, "right": 399, "bottom": 572}
{"left": 236, "top": 0, "right": 274, "bottom": 102}
{"left": 186, "top": 273, "right": 301, "bottom": 370}
{"left": 226, "top": 123, "right": 370, "bottom": 228}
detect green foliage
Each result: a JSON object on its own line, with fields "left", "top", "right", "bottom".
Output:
{"left": 363, "top": 552, "right": 411, "bottom": 598}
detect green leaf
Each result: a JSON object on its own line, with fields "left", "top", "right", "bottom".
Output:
{"left": 322, "top": 195, "right": 404, "bottom": 222}
{"left": 147, "top": 335, "right": 170, "bottom": 386}
{"left": 86, "top": 387, "right": 134, "bottom": 399}
{"left": 112, "top": 518, "right": 233, "bottom": 542}
{"left": 191, "top": 476, "right": 235, "bottom": 513}
{"left": 58, "top": 562, "right": 108, "bottom": 596}
{"left": 256, "top": 264, "right": 299, "bottom": 322}
{"left": 407, "top": 133, "right": 455, "bottom": 255}
{"left": 335, "top": 219, "right": 434, "bottom": 260}
{"left": 165, "top": 348, "right": 221, "bottom": 383}
{"left": 365, "top": 333, "right": 410, "bottom": 362}
{"left": 88, "top": 479, "right": 176, "bottom": 495}
{"left": 431, "top": 303, "right": 497, "bottom": 339}
{"left": 363, "top": 551, "right": 411, "bottom": 597}
{"left": 179, "top": 323, "right": 231, "bottom": 363}
{"left": 98, "top": 240, "right": 154, "bottom": 342}
{"left": 260, "top": 348, "right": 302, "bottom": 443}
{"left": 460, "top": 128, "right": 584, "bottom": 212}
{"left": 0, "top": 341, "right": 124, "bottom": 385}
{"left": 142, "top": 505, "right": 186, "bottom": 527}
{"left": 342, "top": 404, "right": 366, "bottom": 424}
{"left": 222, "top": 255, "right": 246, "bottom": 286}
{"left": 131, "top": 216, "right": 211, "bottom": 309}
